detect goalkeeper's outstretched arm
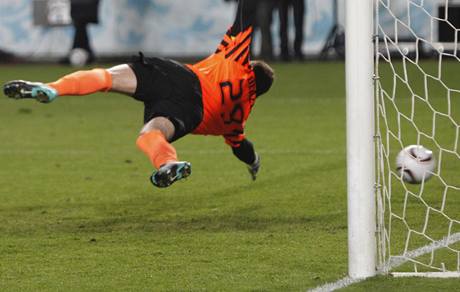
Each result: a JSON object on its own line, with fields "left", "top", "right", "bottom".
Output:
{"left": 228, "top": 0, "right": 258, "bottom": 36}
{"left": 216, "top": 0, "right": 258, "bottom": 64}
{"left": 231, "top": 138, "right": 260, "bottom": 181}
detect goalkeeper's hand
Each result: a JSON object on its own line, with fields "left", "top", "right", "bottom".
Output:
{"left": 247, "top": 153, "right": 260, "bottom": 181}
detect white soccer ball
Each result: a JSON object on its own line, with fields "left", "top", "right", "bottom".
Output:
{"left": 69, "top": 48, "right": 89, "bottom": 67}
{"left": 396, "top": 145, "right": 436, "bottom": 184}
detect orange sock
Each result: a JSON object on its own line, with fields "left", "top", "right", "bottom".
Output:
{"left": 47, "top": 68, "right": 112, "bottom": 96}
{"left": 136, "top": 130, "right": 178, "bottom": 169}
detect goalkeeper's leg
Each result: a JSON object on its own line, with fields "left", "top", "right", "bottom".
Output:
{"left": 3, "top": 64, "right": 136, "bottom": 102}
{"left": 136, "top": 117, "right": 191, "bottom": 188}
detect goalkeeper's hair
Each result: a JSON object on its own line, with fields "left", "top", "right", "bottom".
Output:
{"left": 251, "top": 60, "right": 274, "bottom": 97}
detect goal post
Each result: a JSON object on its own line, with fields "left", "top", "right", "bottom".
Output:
{"left": 345, "top": 0, "right": 376, "bottom": 279}
{"left": 347, "top": 0, "right": 460, "bottom": 279}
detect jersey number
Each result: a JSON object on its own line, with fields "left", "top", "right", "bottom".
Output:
{"left": 219, "top": 80, "right": 245, "bottom": 125}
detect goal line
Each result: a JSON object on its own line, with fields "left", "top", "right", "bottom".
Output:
{"left": 309, "top": 233, "right": 460, "bottom": 292}
{"left": 387, "top": 232, "right": 460, "bottom": 277}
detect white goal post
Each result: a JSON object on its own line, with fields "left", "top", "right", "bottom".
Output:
{"left": 346, "top": 0, "right": 460, "bottom": 279}
{"left": 345, "top": 0, "right": 376, "bottom": 279}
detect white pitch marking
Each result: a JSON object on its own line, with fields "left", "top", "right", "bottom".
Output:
{"left": 308, "top": 276, "right": 364, "bottom": 292}
{"left": 392, "top": 272, "right": 460, "bottom": 278}
{"left": 387, "top": 232, "right": 460, "bottom": 271}
{"left": 308, "top": 232, "right": 460, "bottom": 292}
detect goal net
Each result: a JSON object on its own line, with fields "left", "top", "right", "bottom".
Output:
{"left": 375, "top": 0, "right": 460, "bottom": 276}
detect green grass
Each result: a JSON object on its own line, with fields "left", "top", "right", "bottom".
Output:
{"left": 0, "top": 62, "right": 458, "bottom": 291}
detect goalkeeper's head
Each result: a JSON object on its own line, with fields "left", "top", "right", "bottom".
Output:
{"left": 251, "top": 60, "right": 274, "bottom": 97}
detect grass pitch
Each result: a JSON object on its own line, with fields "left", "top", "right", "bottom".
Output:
{"left": 0, "top": 62, "right": 458, "bottom": 291}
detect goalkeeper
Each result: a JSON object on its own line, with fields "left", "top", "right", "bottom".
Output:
{"left": 3, "top": 0, "right": 274, "bottom": 188}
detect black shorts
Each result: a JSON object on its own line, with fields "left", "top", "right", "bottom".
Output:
{"left": 129, "top": 54, "right": 203, "bottom": 142}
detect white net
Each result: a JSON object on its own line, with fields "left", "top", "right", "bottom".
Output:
{"left": 375, "top": 0, "right": 460, "bottom": 274}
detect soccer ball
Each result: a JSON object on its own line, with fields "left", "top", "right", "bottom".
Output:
{"left": 69, "top": 48, "right": 89, "bottom": 67}
{"left": 396, "top": 145, "right": 436, "bottom": 184}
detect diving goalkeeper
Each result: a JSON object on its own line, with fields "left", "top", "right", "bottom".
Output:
{"left": 3, "top": 0, "right": 274, "bottom": 188}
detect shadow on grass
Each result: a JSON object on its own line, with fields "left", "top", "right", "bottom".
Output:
{"left": 65, "top": 211, "right": 345, "bottom": 234}
{"left": 1, "top": 162, "right": 346, "bottom": 235}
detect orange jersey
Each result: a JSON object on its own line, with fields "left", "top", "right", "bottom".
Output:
{"left": 186, "top": 27, "right": 257, "bottom": 147}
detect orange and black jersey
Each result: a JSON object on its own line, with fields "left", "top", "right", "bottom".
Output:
{"left": 187, "top": 0, "right": 258, "bottom": 148}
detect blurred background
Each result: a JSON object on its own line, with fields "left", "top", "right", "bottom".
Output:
{"left": 1, "top": 0, "right": 344, "bottom": 64}
{"left": 0, "top": 0, "right": 451, "bottom": 65}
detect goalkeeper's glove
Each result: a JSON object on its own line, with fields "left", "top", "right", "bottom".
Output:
{"left": 247, "top": 153, "right": 260, "bottom": 181}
